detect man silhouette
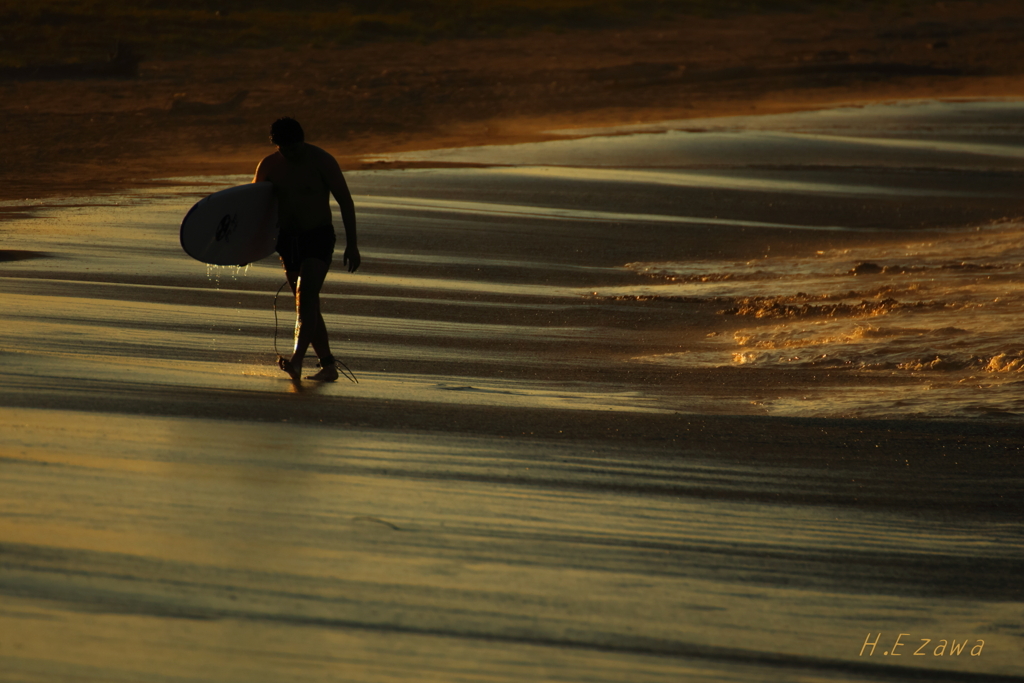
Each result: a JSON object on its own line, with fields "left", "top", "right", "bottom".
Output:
{"left": 254, "top": 117, "right": 360, "bottom": 381}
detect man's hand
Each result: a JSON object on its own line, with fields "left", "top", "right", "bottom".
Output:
{"left": 343, "top": 245, "right": 361, "bottom": 273}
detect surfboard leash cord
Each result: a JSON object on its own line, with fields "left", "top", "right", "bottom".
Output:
{"left": 272, "top": 279, "right": 358, "bottom": 383}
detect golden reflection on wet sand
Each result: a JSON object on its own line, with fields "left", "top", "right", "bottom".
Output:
{"left": 2, "top": 101, "right": 1023, "bottom": 681}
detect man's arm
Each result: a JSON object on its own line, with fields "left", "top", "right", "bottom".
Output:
{"left": 320, "top": 151, "right": 360, "bottom": 273}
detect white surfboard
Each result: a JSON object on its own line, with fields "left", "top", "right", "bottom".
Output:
{"left": 180, "top": 182, "right": 279, "bottom": 266}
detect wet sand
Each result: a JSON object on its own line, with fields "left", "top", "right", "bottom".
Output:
{"left": 4, "top": 4, "right": 1024, "bottom": 680}
{"left": 3, "top": 98, "right": 1024, "bottom": 680}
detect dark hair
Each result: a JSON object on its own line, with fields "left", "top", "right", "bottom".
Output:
{"left": 270, "top": 117, "right": 304, "bottom": 146}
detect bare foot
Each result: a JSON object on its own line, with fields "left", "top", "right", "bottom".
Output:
{"left": 277, "top": 355, "right": 300, "bottom": 381}
{"left": 306, "top": 360, "right": 339, "bottom": 382}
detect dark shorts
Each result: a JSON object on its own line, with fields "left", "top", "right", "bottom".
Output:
{"left": 277, "top": 224, "right": 336, "bottom": 272}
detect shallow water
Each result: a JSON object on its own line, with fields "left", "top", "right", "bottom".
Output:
{"left": 614, "top": 220, "right": 1024, "bottom": 418}
{"left": 371, "top": 99, "right": 1024, "bottom": 419}
{"left": 2, "top": 99, "right": 1024, "bottom": 681}
{"left": 4, "top": 101, "right": 1024, "bottom": 422}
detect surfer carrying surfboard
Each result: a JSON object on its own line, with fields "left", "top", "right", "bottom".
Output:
{"left": 254, "top": 117, "right": 360, "bottom": 382}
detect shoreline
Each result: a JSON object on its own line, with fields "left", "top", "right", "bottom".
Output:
{"left": 3, "top": 83, "right": 1020, "bottom": 204}
{"left": 3, "top": 1, "right": 1024, "bottom": 201}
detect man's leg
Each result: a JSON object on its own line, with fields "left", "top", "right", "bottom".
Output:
{"left": 286, "top": 264, "right": 332, "bottom": 359}
{"left": 289, "top": 257, "right": 332, "bottom": 377}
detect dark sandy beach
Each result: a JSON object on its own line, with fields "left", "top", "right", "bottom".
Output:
{"left": 3, "top": 0, "right": 1024, "bottom": 200}
{"left": 2, "top": 3, "right": 1024, "bottom": 681}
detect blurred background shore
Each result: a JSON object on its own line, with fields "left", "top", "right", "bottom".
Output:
{"left": 2, "top": 0, "right": 1024, "bottom": 200}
